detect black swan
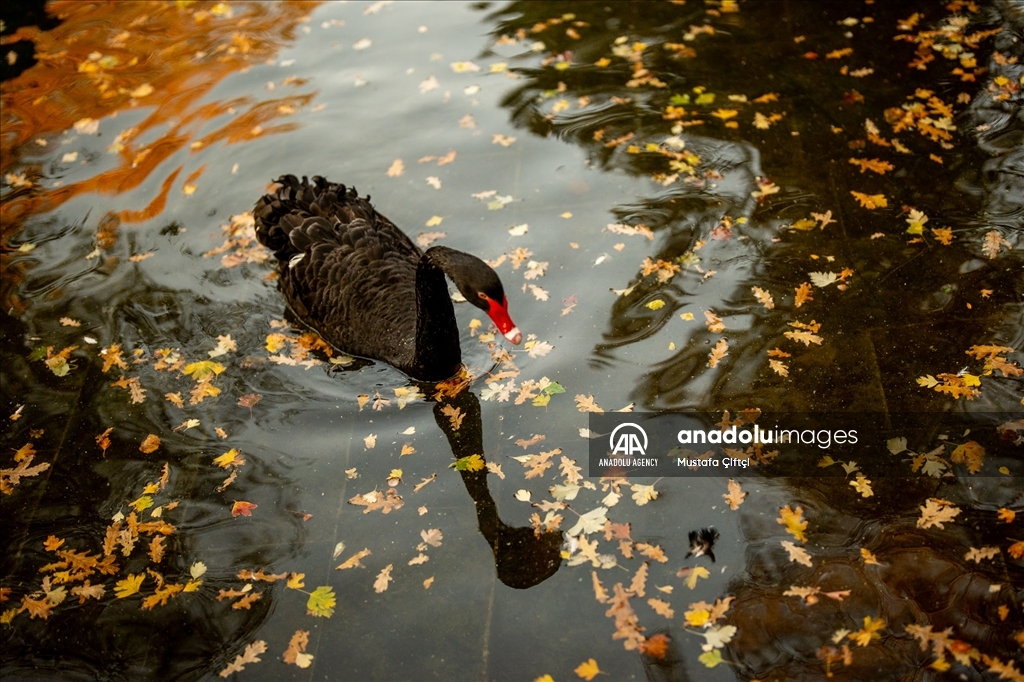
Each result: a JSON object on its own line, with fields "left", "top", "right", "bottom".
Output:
{"left": 253, "top": 175, "right": 521, "bottom": 381}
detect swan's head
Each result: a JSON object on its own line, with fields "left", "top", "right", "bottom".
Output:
{"left": 477, "top": 291, "right": 522, "bottom": 345}
{"left": 432, "top": 247, "right": 522, "bottom": 345}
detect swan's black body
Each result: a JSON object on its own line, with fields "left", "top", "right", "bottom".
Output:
{"left": 254, "top": 175, "right": 519, "bottom": 381}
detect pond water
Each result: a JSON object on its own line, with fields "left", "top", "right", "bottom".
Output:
{"left": 1, "top": 1, "right": 1022, "bottom": 680}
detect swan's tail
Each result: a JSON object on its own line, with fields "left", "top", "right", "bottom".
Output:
{"left": 253, "top": 175, "right": 363, "bottom": 259}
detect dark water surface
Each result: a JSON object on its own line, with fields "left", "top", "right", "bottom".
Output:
{"left": 2, "top": 1, "right": 1022, "bottom": 680}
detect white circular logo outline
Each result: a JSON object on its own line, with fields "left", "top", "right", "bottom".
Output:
{"left": 609, "top": 422, "right": 648, "bottom": 454}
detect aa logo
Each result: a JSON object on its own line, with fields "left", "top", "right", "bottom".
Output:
{"left": 609, "top": 422, "right": 648, "bottom": 456}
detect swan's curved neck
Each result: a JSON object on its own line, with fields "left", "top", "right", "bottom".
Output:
{"left": 412, "top": 248, "right": 462, "bottom": 380}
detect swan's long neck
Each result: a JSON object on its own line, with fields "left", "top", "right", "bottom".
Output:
{"left": 411, "top": 248, "right": 462, "bottom": 380}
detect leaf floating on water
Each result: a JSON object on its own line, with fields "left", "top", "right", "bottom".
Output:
{"left": 917, "top": 498, "right": 960, "bottom": 529}
{"left": 723, "top": 479, "right": 746, "bottom": 510}
{"left": 386, "top": 159, "right": 404, "bottom": 177}
{"left": 231, "top": 501, "right": 257, "bottom": 518}
{"left": 794, "top": 282, "right": 814, "bottom": 307}
{"left": 373, "top": 564, "right": 394, "bottom": 593}
{"left": 850, "top": 191, "right": 887, "bottom": 209}
{"left": 282, "top": 630, "right": 313, "bottom": 668}
{"left": 708, "top": 339, "right": 729, "bottom": 368}
{"left": 574, "top": 659, "right": 602, "bottom": 681}
{"left": 306, "top": 586, "right": 336, "bottom": 617}
{"left": 809, "top": 271, "right": 839, "bottom": 288}
{"left": 218, "top": 640, "right": 267, "bottom": 678}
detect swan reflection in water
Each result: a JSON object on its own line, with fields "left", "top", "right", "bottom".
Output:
{"left": 431, "top": 385, "right": 563, "bottom": 590}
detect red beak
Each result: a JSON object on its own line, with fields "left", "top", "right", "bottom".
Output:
{"left": 485, "top": 296, "right": 522, "bottom": 345}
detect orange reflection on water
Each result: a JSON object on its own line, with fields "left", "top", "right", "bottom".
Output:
{"left": 1, "top": 0, "right": 320, "bottom": 237}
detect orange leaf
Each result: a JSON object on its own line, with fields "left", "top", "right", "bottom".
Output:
{"left": 231, "top": 501, "right": 258, "bottom": 518}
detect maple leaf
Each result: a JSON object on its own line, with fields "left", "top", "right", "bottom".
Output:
{"left": 420, "top": 528, "right": 443, "bottom": 548}
{"left": 699, "top": 649, "right": 724, "bottom": 668}
{"left": 453, "top": 454, "right": 484, "bottom": 472}
{"left": 214, "top": 449, "right": 244, "bottom": 468}
{"left": 849, "top": 616, "right": 886, "bottom": 647}
{"left": 219, "top": 640, "right": 267, "bottom": 678}
{"left": 306, "top": 586, "right": 335, "bottom": 617}
{"left": 114, "top": 573, "right": 144, "bottom": 599}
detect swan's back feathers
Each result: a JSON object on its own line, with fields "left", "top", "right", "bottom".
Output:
{"left": 254, "top": 175, "right": 428, "bottom": 369}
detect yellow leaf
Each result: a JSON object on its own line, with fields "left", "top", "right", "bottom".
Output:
{"left": 850, "top": 191, "right": 887, "bottom": 209}
{"left": 426, "top": 216, "right": 443, "bottom": 227}
{"left": 306, "top": 586, "right": 335, "bottom": 617}
{"left": 777, "top": 504, "right": 808, "bottom": 541}
{"left": 265, "top": 333, "right": 288, "bottom": 353}
{"left": 849, "top": 616, "right": 885, "bottom": 646}
{"left": 711, "top": 108, "right": 738, "bottom": 120}
{"left": 114, "top": 573, "right": 144, "bottom": 599}
{"left": 685, "top": 565, "right": 710, "bottom": 589}
{"left": 287, "top": 572, "right": 305, "bottom": 589}
{"left": 183, "top": 360, "right": 225, "bottom": 381}
{"left": 684, "top": 607, "right": 711, "bottom": 627}
{"left": 698, "top": 649, "right": 724, "bottom": 667}
{"left": 574, "top": 658, "right": 602, "bottom": 681}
